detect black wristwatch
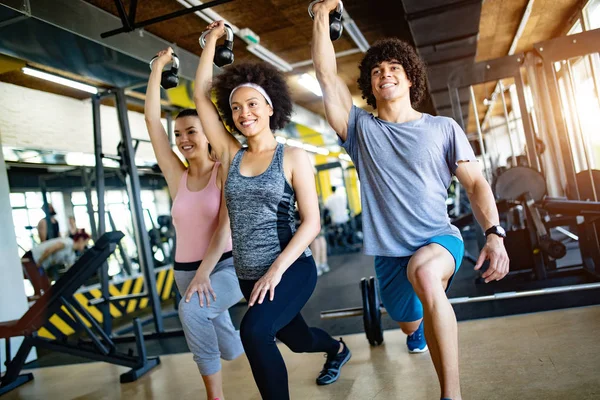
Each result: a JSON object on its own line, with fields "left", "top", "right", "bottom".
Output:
{"left": 485, "top": 225, "right": 506, "bottom": 238}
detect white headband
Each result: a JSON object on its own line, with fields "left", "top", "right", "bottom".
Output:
{"left": 229, "top": 83, "right": 273, "bottom": 109}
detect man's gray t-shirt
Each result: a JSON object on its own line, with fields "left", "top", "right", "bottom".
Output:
{"left": 341, "top": 106, "right": 477, "bottom": 257}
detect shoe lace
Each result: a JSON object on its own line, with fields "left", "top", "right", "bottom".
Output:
{"left": 409, "top": 330, "right": 422, "bottom": 341}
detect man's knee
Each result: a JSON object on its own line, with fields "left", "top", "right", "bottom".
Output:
{"left": 399, "top": 320, "right": 421, "bottom": 335}
{"left": 408, "top": 265, "right": 440, "bottom": 300}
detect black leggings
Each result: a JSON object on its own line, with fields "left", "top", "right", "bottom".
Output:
{"left": 238, "top": 256, "right": 339, "bottom": 400}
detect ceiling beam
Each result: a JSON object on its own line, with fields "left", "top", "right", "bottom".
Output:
{"left": 0, "top": 0, "right": 205, "bottom": 81}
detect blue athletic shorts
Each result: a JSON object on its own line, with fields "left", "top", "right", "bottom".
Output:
{"left": 373, "top": 235, "right": 464, "bottom": 323}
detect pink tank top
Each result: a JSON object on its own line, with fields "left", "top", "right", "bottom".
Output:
{"left": 171, "top": 162, "right": 233, "bottom": 263}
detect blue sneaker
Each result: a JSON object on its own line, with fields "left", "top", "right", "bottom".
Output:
{"left": 316, "top": 338, "right": 351, "bottom": 385}
{"left": 406, "top": 321, "right": 428, "bottom": 353}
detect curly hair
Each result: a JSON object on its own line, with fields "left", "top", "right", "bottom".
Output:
{"left": 357, "top": 38, "right": 427, "bottom": 109}
{"left": 212, "top": 63, "right": 293, "bottom": 133}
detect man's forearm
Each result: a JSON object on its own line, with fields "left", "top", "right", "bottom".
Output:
{"left": 312, "top": 9, "right": 338, "bottom": 81}
{"left": 468, "top": 179, "right": 499, "bottom": 232}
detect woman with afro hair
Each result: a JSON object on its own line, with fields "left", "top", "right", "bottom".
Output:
{"left": 193, "top": 20, "right": 351, "bottom": 399}
{"left": 312, "top": 1, "right": 509, "bottom": 400}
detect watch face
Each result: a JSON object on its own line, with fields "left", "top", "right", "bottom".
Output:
{"left": 497, "top": 225, "right": 506, "bottom": 236}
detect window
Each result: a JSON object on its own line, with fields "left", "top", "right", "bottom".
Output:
{"left": 568, "top": 19, "right": 583, "bottom": 35}
{"left": 584, "top": 0, "right": 600, "bottom": 29}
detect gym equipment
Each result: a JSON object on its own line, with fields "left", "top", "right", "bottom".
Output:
{"left": 542, "top": 198, "right": 600, "bottom": 279}
{"left": 521, "top": 192, "right": 566, "bottom": 260}
{"left": 199, "top": 24, "right": 235, "bottom": 68}
{"left": 20, "top": 253, "right": 51, "bottom": 301}
{"left": 308, "top": 0, "right": 344, "bottom": 41}
{"left": 322, "top": 275, "right": 600, "bottom": 345}
{"left": 494, "top": 167, "right": 547, "bottom": 202}
{"left": 567, "top": 169, "right": 600, "bottom": 201}
{"left": 149, "top": 53, "right": 180, "bottom": 89}
{"left": 0, "top": 232, "right": 160, "bottom": 396}
{"left": 93, "top": 91, "right": 164, "bottom": 334}
{"left": 359, "top": 278, "right": 372, "bottom": 344}
{"left": 147, "top": 213, "right": 175, "bottom": 266}
{"left": 367, "top": 277, "right": 383, "bottom": 346}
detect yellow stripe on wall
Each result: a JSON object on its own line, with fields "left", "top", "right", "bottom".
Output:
{"left": 60, "top": 305, "right": 91, "bottom": 328}
{"left": 162, "top": 268, "right": 175, "bottom": 301}
{"left": 156, "top": 269, "right": 167, "bottom": 297}
{"left": 127, "top": 277, "right": 145, "bottom": 313}
{"left": 89, "top": 289, "right": 122, "bottom": 318}
{"left": 74, "top": 293, "right": 103, "bottom": 322}
{"left": 49, "top": 315, "right": 75, "bottom": 335}
{"left": 38, "top": 327, "right": 56, "bottom": 339}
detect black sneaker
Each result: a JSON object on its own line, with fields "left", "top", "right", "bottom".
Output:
{"left": 316, "top": 338, "right": 351, "bottom": 385}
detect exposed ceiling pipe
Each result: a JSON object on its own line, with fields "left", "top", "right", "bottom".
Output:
{"left": 176, "top": 0, "right": 293, "bottom": 71}
{"left": 175, "top": 0, "right": 369, "bottom": 72}
{"left": 290, "top": 48, "right": 361, "bottom": 68}
{"left": 480, "top": 0, "right": 534, "bottom": 130}
{"left": 341, "top": 9, "right": 370, "bottom": 52}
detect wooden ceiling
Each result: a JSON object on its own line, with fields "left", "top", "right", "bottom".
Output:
{"left": 0, "top": 0, "right": 588, "bottom": 135}
{"left": 467, "top": 0, "right": 584, "bottom": 134}
{"left": 83, "top": 0, "right": 431, "bottom": 117}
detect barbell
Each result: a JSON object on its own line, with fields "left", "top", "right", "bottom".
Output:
{"left": 322, "top": 278, "right": 600, "bottom": 346}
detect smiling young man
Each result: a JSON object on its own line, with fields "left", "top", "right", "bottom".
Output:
{"left": 311, "top": 1, "right": 510, "bottom": 399}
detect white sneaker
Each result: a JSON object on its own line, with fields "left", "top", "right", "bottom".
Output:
{"left": 320, "top": 263, "right": 331, "bottom": 273}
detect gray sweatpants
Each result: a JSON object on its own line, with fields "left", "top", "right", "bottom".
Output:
{"left": 174, "top": 258, "right": 244, "bottom": 376}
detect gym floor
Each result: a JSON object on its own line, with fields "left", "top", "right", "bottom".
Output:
{"left": 7, "top": 305, "right": 600, "bottom": 399}
{"left": 23, "top": 235, "right": 600, "bottom": 370}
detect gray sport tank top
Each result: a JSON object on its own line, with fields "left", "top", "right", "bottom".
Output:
{"left": 225, "top": 143, "right": 311, "bottom": 280}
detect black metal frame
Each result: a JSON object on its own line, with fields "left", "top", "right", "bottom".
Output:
{"left": 101, "top": 0, "right": 235, "bottom": 38}
{"left": 543, "top": 199, "right": 600, "bottom": 279}
{"left": 533, "top": 28, "right": 600, "bottom": 201}
{"left": 91, "top": 90, "right": 164, "bottom": 334}
{"left": 447, "top": 52, "right": 541, "bottom": 173}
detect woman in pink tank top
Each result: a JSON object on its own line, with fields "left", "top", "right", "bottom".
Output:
{"left": 145, "top": 47, "right": 243, "bottom": 400}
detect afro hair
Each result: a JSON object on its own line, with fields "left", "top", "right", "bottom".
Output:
{"left": 212, "top": 62, "right": 293, "bottom": 133}
{"left": 357, "top": 38, "right": 427, "bottom": 109}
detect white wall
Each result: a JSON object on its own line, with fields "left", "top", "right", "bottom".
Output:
{"left": 0, "top": 130, "right": 35, "bottom": 373}
{"left": 0, "top": 82, "right": 163, "bottom": 163}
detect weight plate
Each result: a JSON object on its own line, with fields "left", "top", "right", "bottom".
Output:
{"left": 360, "top": 277, "right": 374, "bottom": 345}
{"left": 494, "top": 166, "right": 547, "bottom": 202}
{"left": 368, "top": 277, "right": 384, "bottom": 346}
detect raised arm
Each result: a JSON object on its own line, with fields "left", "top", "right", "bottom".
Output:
{"left": 311, "top": 0, "right": 353, "bottom": 141}
{"left": 193, "top": 20, "right": 241, "bottom": 163}
{"left": 37, "top": 218, "right": 47, "bottom": 242}
{"left": 144, "top": 47, "right": 185, "bottom": 198}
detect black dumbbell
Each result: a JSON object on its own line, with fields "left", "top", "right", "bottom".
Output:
{"left": 308, "top": 0, "right": 344, "bottom": 41}
{"left": 149, "top": 53, "right": 180, "bottom": 89}
{"left": 199, "top": 24, "right": 235, "bottom": 68}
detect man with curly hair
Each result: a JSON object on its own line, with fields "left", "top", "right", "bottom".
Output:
{"left": 311, "top": 1, "right": 509, "bottom": 399}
